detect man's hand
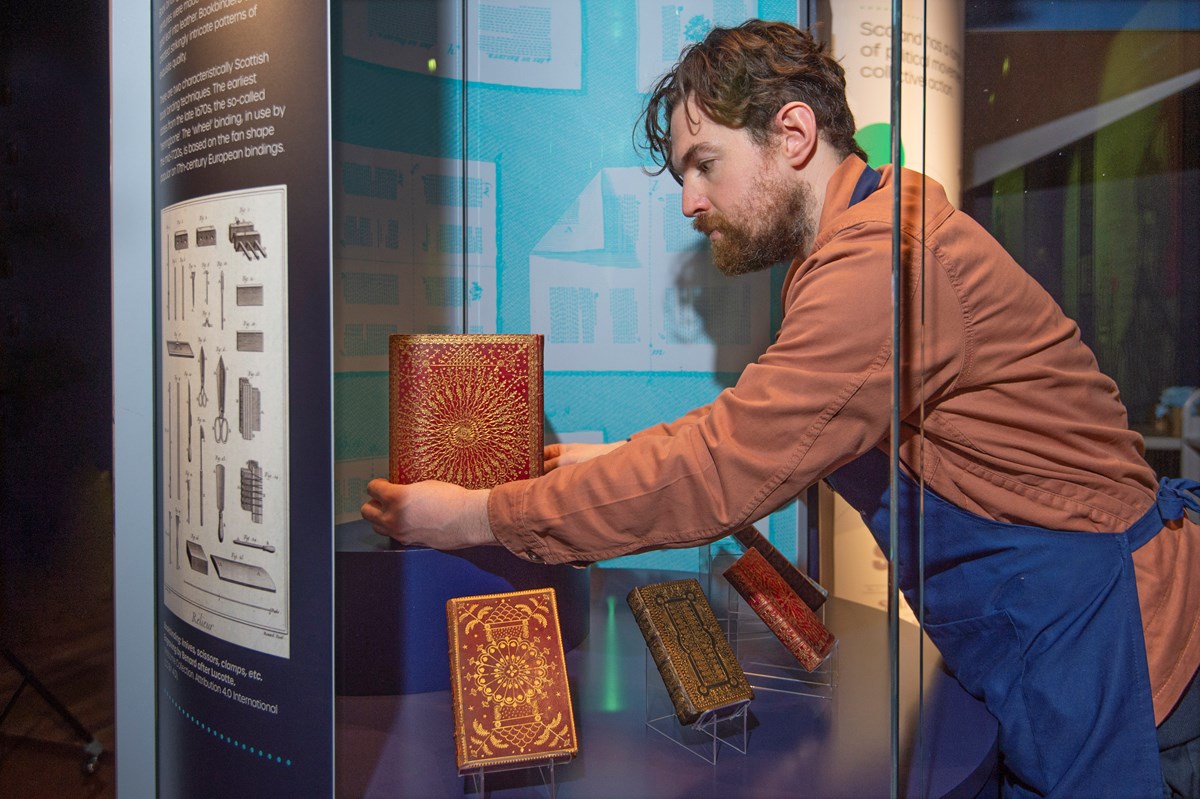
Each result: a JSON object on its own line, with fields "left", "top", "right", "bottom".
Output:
{"left": 361, "top": 479, "right": 496, "bottom": 549}
{"left": 544, "top": 440, "right": 626, "bottom": 472}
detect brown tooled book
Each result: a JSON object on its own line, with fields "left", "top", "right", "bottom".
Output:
{"left": 723, "top": 547, "right": 836, "bottom": 671}
{"left": 626, "top": 578, "right": 753, "bottom": 725}
{"left": 389, "top": 334, "right": 543, "bottom": 489}
{"left": 446, "top": 587, "right": 577, "bottom": 774}
{"left": 733, "top": 525, "right": 829, "bottom": 611}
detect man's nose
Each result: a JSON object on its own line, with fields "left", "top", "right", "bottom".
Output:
{"left": 681, "top": 179, "right": 709, "bottom": 218}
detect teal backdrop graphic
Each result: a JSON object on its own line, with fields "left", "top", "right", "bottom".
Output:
{"left": 333, "top": 0, "right": 803, "bottom": 568}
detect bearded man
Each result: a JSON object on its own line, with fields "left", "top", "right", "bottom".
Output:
{"left": 363, "top": 19, "right": 1200, "bottom": 798}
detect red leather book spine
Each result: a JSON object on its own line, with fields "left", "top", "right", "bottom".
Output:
{"left": 723, "top": 547, "right": 835, "bottom": 671}
{"left": 733, "top": 525, "right": 828, "bottom": 610}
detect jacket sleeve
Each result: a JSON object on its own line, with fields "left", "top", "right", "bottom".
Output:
{"left": 630, "top": 402, "right": 714, "bottom": 438}
{"left": 489, "top": 223, "right": 963, "bottom": 564}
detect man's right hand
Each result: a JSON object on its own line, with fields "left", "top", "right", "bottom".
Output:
{"left": 361, "top": 479, "right": 495, "bottom": 549}
{"left": 544, "top": 440, "right": 626, "bottom": 472}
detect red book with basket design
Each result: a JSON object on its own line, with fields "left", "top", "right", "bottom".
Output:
{"left": 446, "top": 588, "right": 578, "bottom": 773}
{"left": 389, "top": 334, "right": 543, "bottom": 489}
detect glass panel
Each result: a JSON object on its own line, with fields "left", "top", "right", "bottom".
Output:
{"left": 962, "top": 2, "right": 1200, "bottom": 449}
{"left": 332, "top": 0, "right": 468, "bottom": 518}
{"left": 331, "top": 1, "right": 809, "bottom": 548}
{"left": 820, "top": 2, "right": 972, "bottom": 793}
{"left": 462, "top": 1, "right": 807, "bottom": 572}
{"left": 908, "top": 1, "right": 1200, "bottom": 795}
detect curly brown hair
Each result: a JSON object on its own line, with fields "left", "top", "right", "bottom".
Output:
{"left": 638, "top": 19, "right": 866, "bottom": 180}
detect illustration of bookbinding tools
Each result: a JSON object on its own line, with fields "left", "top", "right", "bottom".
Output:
{"left": 214, "top": 462, "right": 225, "bottom": 542}
{"left": 213, "top": 355, "right": 230, "bottom": 443}
{"left": 196, "top": 346, "right": 208, "bottom": 407}
{"left": 165, "top": 211, "right": 280, "bottom": 603}
{"left": 229, "top": 219, "right": 266, "bottom": 260}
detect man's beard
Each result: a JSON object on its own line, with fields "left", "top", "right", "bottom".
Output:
{"left": 694, "top": 175, "right": 816, "bottom": 277}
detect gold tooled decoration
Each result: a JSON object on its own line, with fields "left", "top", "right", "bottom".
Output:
{"left": 390, "top": 335, "right": 542, "bottom": 489}
{"left": 447, "top": 588, "right": 577, "bottom": 772}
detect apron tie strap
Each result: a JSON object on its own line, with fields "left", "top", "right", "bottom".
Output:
{"left": 1157, "top": 477, "right": 1200, "bottom": 527}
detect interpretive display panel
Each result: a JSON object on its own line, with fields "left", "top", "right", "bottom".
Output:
{"left": 154, "top": 0, "right": 332, "bottom": 795}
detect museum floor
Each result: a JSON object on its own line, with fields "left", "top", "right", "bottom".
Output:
{"left": 0, "top": 484, "right": 117, "bottom": 799}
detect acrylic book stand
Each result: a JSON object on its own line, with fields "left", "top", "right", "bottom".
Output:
{"left": 643, "top": 649, "right": 750, "bottom": 764}
{"left": 461, "top": 753, "right": 571, "bottom": 799}
{"left": 725, "top": 589, "right": 839, "bottom": 698}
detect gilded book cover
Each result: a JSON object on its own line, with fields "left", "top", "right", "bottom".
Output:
{"left": 446, "top": 588, "right": 578, "bottom": 774}
{"left": 626, "top": 578, "right": 753, "bottom": 725}
{"left": 389, "top": 334, "right": 543, "bottom": 489}
{"left": 724, "top": 547, "right": 836, "bottom": 671}
{"left": 733, "top": 525, "right": 829, "bottom": 610}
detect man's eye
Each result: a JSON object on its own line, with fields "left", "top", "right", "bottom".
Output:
{"left": 697, "top": 161, "right": 713, "bottom": 174}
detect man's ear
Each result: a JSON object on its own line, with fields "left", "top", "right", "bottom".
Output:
{"left": 776, "top": 102, "right": 818, "bottom": 168}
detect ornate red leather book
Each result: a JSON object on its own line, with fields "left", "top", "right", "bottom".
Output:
{"left": 733, "top": 525, "right": 828, "bottom": 610}
{"left": 389, "top": 334, "right": 543, "bottom": 489}
{"left": 627, "top": 578, "right": 753, "bottom": 725}
{"left": 446, "top": 587, "right": 577, "bottom": 773}
{"left": 723, "top": 547, "right": 836, "bottom": 671}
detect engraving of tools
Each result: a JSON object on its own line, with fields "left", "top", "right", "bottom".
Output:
{"left": 238, "top": 377, "right": 261, "bottom": 441}
{"left": 175, "top": 376, "right": 182, "bottom": 497}
{"left": 205, "top": 269, "right": 210, "bottom": 304}
{"left": 167, "top": 380, "right": 173, "bottom": 498}
{"left": 214, "top": 463, "right": 226, "bottom": 542}
{"left": 175, "top": 511, "right": 181, "bottom": 570}
{"left": 187, "top": 378, "right": 193, "bottom": 462}
{"left": 179, "top": 264, "right": 184, "bottom": 321}
{"left": 229, "top": 220, "right": 266, "bottom": 260}
{"left": 234, "top": 537, "right": 275, "bottom": 554}
{"left": 219, "top": 271, "right": 226, "bottom": 330}
{"left": 199, "top": 428, "right": 205, "bottom": 527}
{"left": 210, "top": 555, "right": 275, "bottom": 592}
{"left": 190, "top": 269, "right": 196, "bottom": 311}
{"left": 186, "top": 472, "right": 191, "bottom": 523}
{"left": 166, "top": 510, "right": 172, "bottom": 566}
{"left": 196, "top": 347, "right": 208, "bottom": 407}
{"left": 186, "top": 540, "right": 209, "bottom": 575}
{"left": 240, "top": 459, "right": 263, "bottom": 524}
{"left": 213, "top": 355, "right": 230, "bottom": 443}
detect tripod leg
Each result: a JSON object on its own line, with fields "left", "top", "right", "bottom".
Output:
{"left": 1, "top": 648, "right": 104, "bottom": 774}
{"left": 0, "top": 674, "right": 30, "bottom": 725}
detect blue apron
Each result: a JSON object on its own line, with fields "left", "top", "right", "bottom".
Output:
{"left": 829, "top": 166, "right": 1200, "bottom": 796}
{"left": 827, "top": 449, "right": 1200, "bottom": 796}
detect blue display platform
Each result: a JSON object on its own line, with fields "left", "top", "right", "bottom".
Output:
{"left": 335, "top": 520, "right": 591, "bottom": 695}
{"left": 337, "top": 566, "right": 999, "bottom": 798}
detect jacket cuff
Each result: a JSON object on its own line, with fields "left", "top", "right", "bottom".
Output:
{"left": 488, "top": 479, "right": 554, "bottom": 563}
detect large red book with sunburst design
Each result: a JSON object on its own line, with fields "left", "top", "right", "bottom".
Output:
{"left": 389, "top": 334, "right": 543, "bottom": 489}
{"left": 723, "top": 547, "right": 836, "bottom": 671}
{"left": 446, "top": 588, "right": 578, "bottom": 773}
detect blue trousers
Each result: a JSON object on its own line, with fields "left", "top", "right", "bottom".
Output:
{"left": 1160, "top": 665, "right": 1200, "bottom": 799}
